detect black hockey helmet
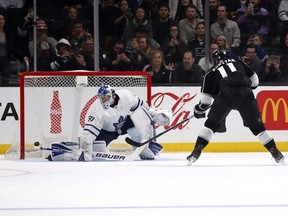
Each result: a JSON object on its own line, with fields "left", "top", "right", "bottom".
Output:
{"left": 212, "top": 49, "right": 228, "bottom": 62}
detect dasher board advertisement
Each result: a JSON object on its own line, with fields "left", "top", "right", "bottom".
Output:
{"left": 0, "top": 86, "right": 287, "bottom": 153}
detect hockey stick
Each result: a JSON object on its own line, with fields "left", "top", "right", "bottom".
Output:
{"left": 125, "top": 115, "right": 195, "bottom": 147}
{"left": 92, "top": 144, "right": 146, "bottom": 161}
{"left": 40, "top": 146, "right": 145, "bottom": 161}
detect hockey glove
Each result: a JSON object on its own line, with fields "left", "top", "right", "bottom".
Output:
{"left": 194, "top": 103, "right": 210, "bottom": 119}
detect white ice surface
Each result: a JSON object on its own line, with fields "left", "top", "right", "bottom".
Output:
{"left": 0, "top": 152, "right": 287, "bottom": 216}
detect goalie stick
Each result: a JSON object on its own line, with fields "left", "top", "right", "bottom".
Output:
{"left": 125, "top": 115, "right": 195, "bottom": 147}
{"left": 40, "top": 145, "right": 146, "bottom": 161}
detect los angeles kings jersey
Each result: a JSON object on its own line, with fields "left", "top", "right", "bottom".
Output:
{"left": 201, "top": 59, "right": 256, "bottom": 96}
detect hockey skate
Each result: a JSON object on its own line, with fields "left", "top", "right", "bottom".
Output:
{"left": 269, "top": 147, "right": 285, "bottom": 164}
{"left": 186, "top": 147, "right": 203, "bottom": 166}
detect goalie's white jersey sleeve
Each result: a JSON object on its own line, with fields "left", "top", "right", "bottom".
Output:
{"left": 83, "top": 89, "right": 147, "bottom": 140}
{"left": 114, "top": 89, "right": 148, "bottom": 115}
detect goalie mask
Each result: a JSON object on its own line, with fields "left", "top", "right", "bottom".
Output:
{"left": 212, "top": 49, "right": 228, "bottom": 63}
{"left": 97, "top": 84, "right": 115, "bottom": 109}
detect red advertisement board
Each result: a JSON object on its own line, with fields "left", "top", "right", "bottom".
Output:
{"left": 257, "top": 90, "right": 288, "bottom": 130}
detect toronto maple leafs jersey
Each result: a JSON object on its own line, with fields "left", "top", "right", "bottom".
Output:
{"left": 83, "top": 89, "right": 146, "bottom": 140}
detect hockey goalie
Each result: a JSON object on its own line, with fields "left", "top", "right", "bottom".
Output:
{"left": 49, "top": 84, "right": 172, "bottom": 161}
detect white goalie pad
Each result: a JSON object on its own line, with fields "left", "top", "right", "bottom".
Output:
{"left": 128, "top": 107, "right": 164, "bottom": 159}
{"left": 49, "top": 140, "right": 108, "bottom": 161}
{"left": 128, "top": 107, "right": 154, "bottom": 142}
{"left": 79, "top": 135, "right": 93, "bottom": 161}
{"left": 50, "top": 142, "right": 80, "bottom": 161}
{"left": 149, "top": 106, "right": 172, "bottom": 126}
{"left": 92, "top": 140, "right": 107, "bottom": 152}
{"left": 139, "top": 141, "right": 163, "bottom": 159}
{"left": 46, "top": 139, "right": 155, "bottom": 161}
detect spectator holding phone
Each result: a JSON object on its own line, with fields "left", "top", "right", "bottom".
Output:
{"left": 236, "top": 0, "right": 270, "bottom": 45}
{"left": 260, "top": 53, "right": 283, "bottom": 83}
{"left": 240, "top": 34, "right": 268, "bottom": 62}
{"left": 102, "top": 40, "right": 132, "bottom": 71}
{"left": 259, "top": 32, "right": 288, "bottom": 83}
{"left": 241, "top": 44, "right": 263, "bottom": 75}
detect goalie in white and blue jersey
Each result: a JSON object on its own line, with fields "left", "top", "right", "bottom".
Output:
{"left": 49, "top": 84, "right": 172, "bottom": 161}
{"left": 84, "top": 84, "right": 168, "bottom": 160}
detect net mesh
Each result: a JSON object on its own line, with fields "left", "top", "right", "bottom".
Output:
{"left": 24, "top": 75, "right": 148, "bottom": 87}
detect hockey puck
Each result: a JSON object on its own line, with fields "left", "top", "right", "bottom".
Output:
{"left": 34, "top": 141, "right": 40, "bottom": 146}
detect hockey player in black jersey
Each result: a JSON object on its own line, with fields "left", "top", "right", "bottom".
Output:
{"left": 187, "top": 49, "right": 285, "bottom": 165}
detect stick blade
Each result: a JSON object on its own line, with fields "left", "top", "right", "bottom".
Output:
{"left": 125, "top": 137, "right": 144, "bottom": 147}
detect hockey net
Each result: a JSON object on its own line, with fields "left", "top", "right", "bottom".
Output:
{"left": 6, "top": 71, "right": 151, "bottom": 159}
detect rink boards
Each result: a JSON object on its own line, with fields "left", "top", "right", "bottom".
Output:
{"left": 0, "top": 86, "right": 287, "bottom": 154}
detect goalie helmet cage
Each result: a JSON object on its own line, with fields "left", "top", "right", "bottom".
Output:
{"left": 19, "top": 71, "right": 152, "bottom": 160}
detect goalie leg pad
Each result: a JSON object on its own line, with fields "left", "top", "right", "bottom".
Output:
{"left": 79, "top": 135, "right": 92, "bottom": 150}
{"left": 92, "top": 140, "right": 107, "bottom": 152}
{"left": 127, "top": 127, "right": 143, "bottom": 143}
{"left": 140, "top": 141, "right": 163, "bottom": 160}
{"left": 50, "top": 142, "right": 79, "bottom": 161}
{"left": 78, "top": 139, "right": 108, "bottom": 161}
{"left": 129, "top": 107, "right": 155, "bottom": 142}
{"left": 79, "top": 135, "right": 93, "bottom": 161}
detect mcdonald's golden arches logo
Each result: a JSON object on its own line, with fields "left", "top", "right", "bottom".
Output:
{"left": 257, "top": 90, "right": 288, "bottom": 130}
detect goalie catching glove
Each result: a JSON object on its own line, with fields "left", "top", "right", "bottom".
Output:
{"left": 149, "top": 106, "right": 172, "bottom": 126}
{"left": 194, "top": 103, "right": 210, "bottom": 119}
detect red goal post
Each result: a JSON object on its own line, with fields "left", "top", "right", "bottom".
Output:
{"left": 18, "top": 71, "right": 152, "bottom": 159}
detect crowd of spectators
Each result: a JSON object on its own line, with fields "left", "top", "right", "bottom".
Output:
{"left": 0, "top": 0, "right": 287, "bottom": 86}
